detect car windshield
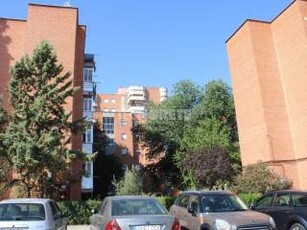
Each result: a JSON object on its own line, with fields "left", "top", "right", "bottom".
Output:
{"left": 0, "top": 203, "right": 46, "bottom": 221}
{"left": 201, "top": 194, "right": 248, "bottom": 213}
{"left": 112, "top": 199, "right": 168, "bottom": 216}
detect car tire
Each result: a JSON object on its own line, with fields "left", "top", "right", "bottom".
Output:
{"left": 290, "top": 223, "right": 306, "bottom": 230}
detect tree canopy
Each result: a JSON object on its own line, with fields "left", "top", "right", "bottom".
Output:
{"left": 133, "top": 79, "right": 240, "bottom": 191}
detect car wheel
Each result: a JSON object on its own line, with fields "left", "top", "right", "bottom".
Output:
{"left": 290, "top": 223, "right": 306, "bottom": 230}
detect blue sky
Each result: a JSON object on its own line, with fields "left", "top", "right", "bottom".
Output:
{"left": 1, "top": 0, "right": 291, "bottom": 94}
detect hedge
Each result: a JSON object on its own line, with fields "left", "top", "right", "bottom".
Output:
{"left": 57, "top": 199, "right": 102, "bottom": 225}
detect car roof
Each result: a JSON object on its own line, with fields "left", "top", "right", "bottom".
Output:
{"left": 0, "top": 198, "right": 52, "bottom": 204}
{"left": 104, "top": 195, "right": 157, "bottom": 201}
{"left": 265, "top": 189, "right": 307, "bottom": 194}
{"left": 180, "top": 190, "right": 235, "bottom": 196}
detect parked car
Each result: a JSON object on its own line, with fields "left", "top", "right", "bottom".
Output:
{"left": 90, "top": 195, "right": 180, "bottom": 230}
{"left": 170, "top": 190, "right": 276, "bottom": 230}
{"left": 0, "top": 198, "right": 67, "bottom": 230}
{"left": 251, "top": 190, "right": 307, "bottom": 230}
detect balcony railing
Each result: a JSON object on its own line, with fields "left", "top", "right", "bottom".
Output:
{"left": 83, "top": 110, "right": 93, "bottom": 119}
{"left": 83, "top": 81, "right": 94, "bottom": 93}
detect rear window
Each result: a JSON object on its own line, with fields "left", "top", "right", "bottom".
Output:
{"left": 0, "top": 203, "right": 45, "bottom": 221}
{"left": 292, "top": 194, "right": 307, "bottom": 207}
{"left": 111, "top": 199, "right": 168, "bottom": 216}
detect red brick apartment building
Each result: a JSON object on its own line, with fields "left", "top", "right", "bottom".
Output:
{"left": 94, "top": 86, "right": 167, "bottom": 168}
{"left": 226, "top": 0, "right": 307, "bottom": 189}
{"left": 0, "top": 4, "right": 93, "bottom": 200}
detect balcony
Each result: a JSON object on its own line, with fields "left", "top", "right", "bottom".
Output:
{"left": 83, "top": 81, "right": 94, "bottom": 94}
{"left": 83, "top": 110, "right": 92, "bottom": 119}
{"left": 82, "top": 143, "right": 93, "bottom": 154}
{"left": 128, "top": 106, "right": 145, "bottom": 114}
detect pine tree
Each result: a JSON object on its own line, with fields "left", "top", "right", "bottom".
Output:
{"left": 3, "top": 41, "right": 79, "bottom": 198}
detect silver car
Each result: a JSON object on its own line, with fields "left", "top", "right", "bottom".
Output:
{"left": 170, "top": 191, "right": 276, "bottom": 230}
{"left": 90, "top": 195, "right": 180, "bottom": 230}
{"left": 0, "top": 198, "right": 67, "bottom": 230}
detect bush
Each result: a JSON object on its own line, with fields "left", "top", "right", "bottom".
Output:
{"left": 238, "top": 192, "right": 261, "bottom": 206}
{"left": 156, "top": 196, "right": 176, "bottom": 211}
{"left": 233, "top": 162, "right": 292, "bottom": 194}
{"left": 57, "top": 199, "right": 102, "bottom": 225}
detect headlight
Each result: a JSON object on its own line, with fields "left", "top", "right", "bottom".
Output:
{"left": 215, "top": 219, "right": 231, "bottom": 230}
{"left": 269, "top": 217, "right": 276, "bottom": 229}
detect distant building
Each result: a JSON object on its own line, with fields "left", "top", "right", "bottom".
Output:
{"left": 0, "top": 4, "right": 90, "bottom": 200}
{"left": 226, "top": 0, "right": 307, "bottom": 189}
{"left": 94, "top": 86, "right": 167, "bottom": 168}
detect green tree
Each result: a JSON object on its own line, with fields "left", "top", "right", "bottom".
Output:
{"left": 113, "top": 165, "right": 142, "bottom": 195}
{"left": 133, "top": 79, "right": 240, "bottom": 190}
{"left": 3, "top": 41, "right": 80, "bottom": 198}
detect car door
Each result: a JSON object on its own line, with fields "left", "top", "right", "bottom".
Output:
{"left": 267, "top": 192, "right": 292, "bottom": 230}
{"left": 170, "top": 194, "right": 190, "bottom": 229}
{"left": 253, "top": 193, "right": 275, "bottom": 214}
{"left": 185, "top": 195, "right": 200, "bottom": 230}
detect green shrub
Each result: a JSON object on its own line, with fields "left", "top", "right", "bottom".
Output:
{"left": 233, "top": 162, "right": 292, "bottom": 194}
{"left": 57, "top": 199, "right": 102, "bottom": 225}
{"left": 238, "top": 192, "right": 261, "bottom": 206}
{"left": 156, "top": 196, "right": 176, "bottom": 211}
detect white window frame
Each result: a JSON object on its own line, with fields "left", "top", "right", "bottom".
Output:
{"left": 83, "top": 98, "right": 92, "bottom": 112}
{"left": 84, "top": 67, "right": 93, "bottom": 82}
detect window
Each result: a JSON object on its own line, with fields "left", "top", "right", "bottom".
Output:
{"left": 255, "top": 194, "right": 274, "bottom": 208}
{"left": 275, "top": 194, "right": 290, "bottom": 206}
{"left": 189, "top": 196, "right": 199, "bottom": 213}
{"left": 111, "top": 99, "right": 116, "bottom": 103}
{"left": 121, "top": 133, "right": 127, "bottom": 140}
{"left": 103, "top": 99, "right": 110, "bottom": 103}
{"left": 120, "top": 120, "right": 127, "bottom": 126}
{"left": 177, "top": 195, "right": 190, "bottom": 208}
{"left": 83, "top": 125, "right": 92, "bottom": 143}
{"left": 120, "top": 148, "right": 128, "bottom": 155}
{"left": 105, "top": 138, "right": 115, "bottom": 154}
{"left": 85, "top": 161, "right": 91, "bottom": 177}
{"left": 103, "top": 117, "right": 114, "bottom": 134}
{"left": 83, "top": 98, "right": 92, "bottom": 111}
{"left": 111, "top": 108, "right": 116, "bottom": 112}
{"left": 84, "top": 67, "right": 93, "bottom": 82}
{"left": 293, "top": 193, "right": 307, "bottom": 206}
{"left": 103, "top": 109, "right": 109, "bottom": 112}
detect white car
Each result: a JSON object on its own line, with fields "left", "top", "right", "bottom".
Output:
{"left": 0, "top": 198, "right": 68, "bottom": 230}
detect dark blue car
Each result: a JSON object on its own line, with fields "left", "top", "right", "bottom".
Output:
{"left": 251, "top": 190, "right": 307, "bottom": 230}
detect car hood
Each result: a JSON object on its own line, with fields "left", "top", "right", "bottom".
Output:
{"left": 204, "top": 210, "right": 271, "bottom": 226}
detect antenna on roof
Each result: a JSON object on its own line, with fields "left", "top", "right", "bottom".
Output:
{"left": 63, "top": 1, "right": 71, "bottom": 7}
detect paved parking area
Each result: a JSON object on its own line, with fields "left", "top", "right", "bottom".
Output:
{"left": 68, "top": 225, "right": 89, "bottom": 230}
